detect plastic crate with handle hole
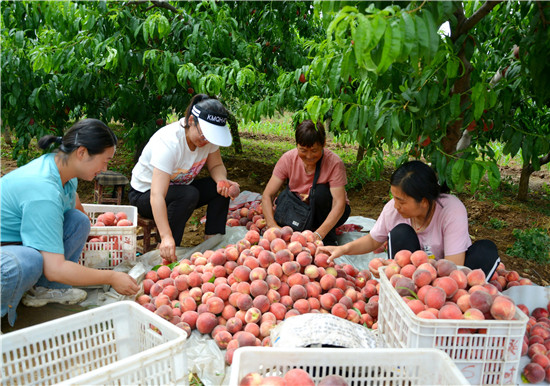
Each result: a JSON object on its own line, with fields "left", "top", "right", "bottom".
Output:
{"left": 1, "top": 301, "right": 187, "bottom": 386}
{"left": 229, "top": 347, "right": 469, "bottom": 385}
{"left": 80, "top": 203, "right": 138, "bottom": 269}
{"left": 377, "top": 267, "right": 529, "bottom": 385}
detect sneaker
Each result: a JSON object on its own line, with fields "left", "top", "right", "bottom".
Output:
{"left": 22, "top": 286, "right": 87, "bottom": 307}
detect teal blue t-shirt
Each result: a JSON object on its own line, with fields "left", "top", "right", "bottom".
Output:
{"left": 0, "top": 153, "right": 78, "bottom": 254}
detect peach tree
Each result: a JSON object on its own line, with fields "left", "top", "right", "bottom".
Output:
{"left": 0, "top": 1, "right": 320, "bottom": 163}
{"left": 246, "top": 1, "right": 549, "bottom": 197}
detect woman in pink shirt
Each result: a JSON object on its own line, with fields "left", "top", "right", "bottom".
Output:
{"left": 321, "top": 161, "right": 500, "bottom": 278}
{"left": 261, "top": 120, "right": 351, "bottom": 245}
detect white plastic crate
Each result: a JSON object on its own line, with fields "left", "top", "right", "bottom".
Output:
{"left": 1, "top": 301, "right": 187, "bottom": 385}
{"left": 81, "top": 203, "right": 138, "bottom": 269}
{"left": 229, "top": 347, "right": 469, "bottom": 385}
{"left": 377, "top": 267, "right": 529, "bottom": 385}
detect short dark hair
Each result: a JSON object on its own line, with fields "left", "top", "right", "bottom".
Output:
{"left": 184, "top": 94, "right": 228, "bottom": 129}
{"left": 295, "top": 120, "right": 326, "bottom": 147}
{"left": 38, "top": 118, "right": 117, "bottom": 163}
{"left": 390, "top": 160, "right": 441, "bottom": 206}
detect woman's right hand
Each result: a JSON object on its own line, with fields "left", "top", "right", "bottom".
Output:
{"left": 318, "top": 245, "right": 343, "bottom": 263}
{"left": 159, "top": 235, "right": 177, "bottom": 262}
{"left": 110, "top": 272, "right": 139, "bottom": 295}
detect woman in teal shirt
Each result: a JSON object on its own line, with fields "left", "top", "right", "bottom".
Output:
{"left": 1, "top": 119, "right": 139, "bottom": 326}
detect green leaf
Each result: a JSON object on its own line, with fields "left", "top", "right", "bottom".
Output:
{"left": 415, "top": 15, "right": 429, "bottom": 61}
{"left": 331, "top": 102, "right": 344, "bottom": 128}
{"left": 353, "top": 14, "right": 370, "bottom": 68}
{"left": 450, "top": 93, "right": 461, "bottom": 117}
{"left": 469, "top": 163, "right": 482, "bottom": 194}
{"left": 377, "top": 19, "right": 402, "bottom": 74}
{"left": 399, "top": 11, "right": 416, "bottom": 60}
{"left": 487, "top": 162, "right": 501, "bottom": 191}
{"left": 422, "top": 10, "right": 439, "bottom": 63}
{"left": 451, "top": 159, "right": 464, "bottom": 188}
{"left": 446, "top": 58, "right": 459, "bottom": 79}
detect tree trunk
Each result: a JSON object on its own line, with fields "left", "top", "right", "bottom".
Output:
{"left": 356, "top": 145, "right": 365, "bottom": 162}
{"left": 1, "top": 120, "right": 12, "bottom": 146}
{"left": 517, "top": 152, "right": 550, "bottom": 201}
{"left": 227, "top": 112, "right": 242, "bottom": 154}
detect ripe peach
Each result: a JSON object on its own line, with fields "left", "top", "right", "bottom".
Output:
{"left": 269, "top": 302, "right": 287, "bottom": 321}
{"left": 432, "top": 276, "right": 458, "bottom": 299}
{"left": 304, "top": 265, "right": 319, "bottom": 280}
{"left": 222, "top": 304, "right": 237, "bottom": 320}
{"left": 250, "top": 280, "right": 269, "bottom": 297}
{"left": 283, "top": 369, "right": 314, "bottom": 386}
{"left": 270, "top": 238, "right": 287, "bottom": 253}
{"left": 296, "top": 251, "right": 313, "bottom": 267}
{"left": 320, "top": 274, "right": 336, "bottom": 290}
{"left": 282, "top": 261, "right": 300, "bottom": 276}
{"left": 259, "top": 320, "right": 277, "bottom": 338}
{"left": 274, "top": 249, "right": 292, "bottom": 265}
{"left": 237, "top": 293, "right": 253, "bottom": 311}
{"left": 328, "top": 287, "right": 344, "bottom": 302}
{"left": 407, "top": 299, "right": 425, "bottom": 315}
{"left": 331, "top": 303, "right": 348, "bottom": 319}
{"left": 257, "top": 250, "right": 276, "bottom": 268}
{"left": 467, "top": 269, "right": 486, "bottom": 287}
{"left": 278, "top": 282, "right": 290, "bottom": 297}
{"left": 399, "top": 264, "right": 417, "bottom": 279}
{"left": 528, "top": 343, "right": 548, "bottom": 359}
{"left": 394, "top": 276, "right": 416, "bottom": 297}
{"left": 368, "top": 258, "right": 385, "bottom": 277}
{"left": 289, "top": 285, "right": 307, "bottom": 301}
{"left": 456, "top": 294, "right": 471, "bottom": 313}
{"left": 206, "top": 296, "right": 225, "bottom": 315}
{"left": 384, "top": 263, "right": 401, "bottom": 280}
{"left": 412, "top": 269, "right": 432, "bottom": 288}
{"left": 410, "top": 250, "right": 429, "bottom": 267}
{"left": 361, "top": 283, "right": 378, "bottom": 300}
{"left": 236, "top": 281, "right": 250, "bottom": 294}
{"left": 523, "top": 363, "right": 545, "bottom": 384}
{"left": 252, "top": 295, "right": 270, "bottom": 313}
{"left": 394, "top": 249, "right": 412, "bottom": 268}
{"left": 244, "top": 307, "right": 262, "bottom": 324}
{"left": 463, "top": 308, "right": 485, "bottom": 320}
{"left": 226, "top": 316, "right": 243, "bottom": 335}
{"left": 314, "top": 253, "right": 330, "bottom": 268}
{"left": 365, "top": 300, "right": 379, "bottom": 318}
{"left": 245, "top": 230, "right": 261, "bottom": 245}
{"left": 320, "top": 293, "right": 337, "bottom": 311}
{"left": 157, "top": 265, "right": 172, "bottom": 280}
{"left": 424, "top": 287, "right": 446, "bottom": 310}
{"left": 435, "top": 259, "right": 456, "bottom": 277}
{"left": 417, "top": 263, "right": 437, "bottom": 281}
{"left": 292, "top": 298, "right": 310, "bottom": 314}
{"left": 438, "top": 304, "right": 463, "bottom": 320}
{"left": 417, "top": 310, "right": 437, "bottom": 319}
{"left": 233, "top": 265, "right": 252, "bottom": 282}
{"left": 287, "top": 241, "right": 303, "bottom": 256}
{"left": 490, "top": 295, "right": 516, "bottom": 320}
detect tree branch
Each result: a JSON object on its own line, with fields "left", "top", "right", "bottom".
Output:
{"left": 150, "top": 1, "right": 181, "bottom": 15}
{"left": 456, "top": 1, "right": 503, "bottom": 37}
{"left": 540, "top": 152, "right": 550, "bottom": 166}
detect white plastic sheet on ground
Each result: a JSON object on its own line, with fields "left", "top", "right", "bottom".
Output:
{"left": 78, "top": 219, "right": 384, "bottom": 384}
{"left": 335, "top": 216, "right": 388, "bottom": 270}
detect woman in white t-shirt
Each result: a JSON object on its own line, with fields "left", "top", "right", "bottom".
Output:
{"left": 320, "top": 161, "right": 500, "bottom": 278}
{"left": 129, "top": 95, "right": 239, "bottom": 262}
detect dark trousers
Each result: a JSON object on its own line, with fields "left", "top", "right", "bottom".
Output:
{"left": 128, "top": 177, "right": 229, "bottom": 245}
{"left": 311, "top": 184, "right": 351, "bottom": 245}
{"left": 387, "top": 223, "right": 500, "bottom": 279}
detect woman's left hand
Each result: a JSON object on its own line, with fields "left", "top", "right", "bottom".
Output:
{"left": 217, "top": 179, "right": 240, "bottom": 199}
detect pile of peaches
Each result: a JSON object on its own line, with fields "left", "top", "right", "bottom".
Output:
{"left": 136, "top": 226, "right": 375, "bottom": 365}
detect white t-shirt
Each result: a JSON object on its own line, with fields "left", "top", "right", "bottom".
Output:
{"left": 369, "top": 194, "right": 472, "bottom": 259}
{"left": 131, "top": 119, "right": 219, "bottom": 192}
